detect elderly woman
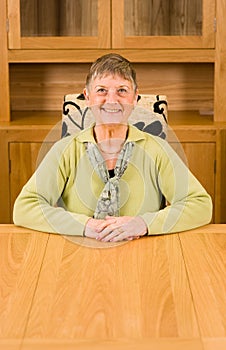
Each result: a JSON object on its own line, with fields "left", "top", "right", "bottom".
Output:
{"left": 13, "top": 54, "right": 212, "bottom": 241}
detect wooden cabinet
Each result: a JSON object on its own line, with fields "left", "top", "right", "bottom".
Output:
{"left": 112, "top": 0, "right": 215, "bottom": 49}
{"left": 8, "top": 0, "right": 215, "bottom": 50}
{"left": 170, "top": 125, "right": 217, "bottom": 222}
{"left": 172, "top": 141, "right": 215, "bottom": 200}
{"left": 171, "top": 141, "right": 216, "bottom": 221}
{"left": 0, "top": 122, "right": 61, "bottom": 223}
{"left": 9, "top": 142, "right": 54, "bottom": 217}
{"left": 180, "top": 142, "right": 215, "bottom": 204}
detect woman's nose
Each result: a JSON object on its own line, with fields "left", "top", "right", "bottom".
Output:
{"left": 105, "top": 90, "right": 118, "bottom": 103}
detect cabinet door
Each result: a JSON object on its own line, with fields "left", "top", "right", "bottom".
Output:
{"left": 172, "top": 142, "right": 215, "bottom": 221}
{"left": 8, "top": 0, "right": 111, "bottom": 49}
{"left": 9, "top": 142, "right": 53, "bottom": 220}
{"left": 112, "top": 0, "right": 215, "bottom": 49}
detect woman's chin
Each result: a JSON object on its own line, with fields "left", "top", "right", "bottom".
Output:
{"left": 96, "top": 114, "right": 129, "bottom": 125}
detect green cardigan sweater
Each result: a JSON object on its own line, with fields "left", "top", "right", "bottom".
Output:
{"left": 13, "top": 124, "right": 212, "bottom": 236}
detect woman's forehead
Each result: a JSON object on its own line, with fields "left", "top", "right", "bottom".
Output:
{"left": 91, "top": 74, "right": 133, "bottom": 87}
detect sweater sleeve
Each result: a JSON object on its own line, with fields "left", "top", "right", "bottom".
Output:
{"left": 13, "top": 138, "right": 90, "bottom": 236}
{"left": 140, "top": 139, "right": 213, "bottom": 234}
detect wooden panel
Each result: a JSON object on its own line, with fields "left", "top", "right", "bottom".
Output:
{"left": 20, "top": 36, "right": 100, "bottom": 49}
{"left": 111, "top": 0, "right": 124, "bottom": 48}
{"left": 21, "top": 338, "right": 204, "bottom": 350}
{"left": 172, "top": 0, "right": 202, "bottom": 36}
{"left": 170, "top": 142, "right": 215, "bottom": 221}
{"left": 203, "top": 338, "right": 226, "bottom": 350}
{"left": 97, "top": 0, "right": 111, "bottom": 48}
{"left": 20, "top": 0, "right": 98, "bottom": 37}
{"left": 216, "top": 129, "right": 226, "bottom": 223}
{"left": 9, "top": 63, "right": 214, "bottom": 112}
{"left": 0, "top": 223, "right": 225, "bottom": 349}
{"left": 214, "top": 0, "right": 226, "bottom": 121}
{"left": 24, "top": 234, "right": 200, "bottom": 339}
{"left": 135, "top": 63, "right": 214, "bottom": 112}
{"left": 0, "top": 229, "right": 48, "bottom": 339}
{"left": 179, "top": 231, "right": 226, "bottom": 337}
{"left": 112, "top": 0, "right": 215, "bottom": 49}
{"left": 10, "top": 0, "right": 110, "bottom": 49}
{"left": 0, "top": 130, "right": 11, "bottom": 222}
{"left": 9, "top": 142, "right": 54, "bottom": 219}
{"left": 9, "top": 63, "right": 89, "bottom": 111}
{"left": 38, "top": 0, "right": 59, "bottom": 36}
{"left": 0, "top": 340, "right": 21, "bottom": 350}
{"left": 0, "top": 0, "right": 10, "bottom": 121}
{"left": 60, "top": 0, "right": 98, "bottom": 36}
{"left": 8, "top": 49, "right": 215, "bottom": 63}
{"left": 0, "top": 125, "right": 61, "bottom": 224}
{"left": 181, "top": 142, "right": 215, "bottom": 204}
{"left": 123, "top": 36, "right": 213, "bottom": 49}
{"left": 7, "top": 0, "right": 21, "bottom": 48}
{"left": 20, "top": 0, "right": 38, "bottom": 36}
{"left": 124, "top": 0, "right": 202, "bottom": 36}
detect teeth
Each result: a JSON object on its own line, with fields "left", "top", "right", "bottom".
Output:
{"left": 103, "top": 108, "right": 120, "bottom": 113}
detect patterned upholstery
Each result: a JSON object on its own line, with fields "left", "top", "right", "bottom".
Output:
{"left": 61, "top": 93, "right": 168, "bottom": 139}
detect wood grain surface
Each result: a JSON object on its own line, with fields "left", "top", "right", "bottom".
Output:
{"left": 179, "top": 231, "right": 226, "bottom": 337}
{"left": 0, "top": 224, "right": 225, "bottom": 350}
{"left": 0, "top": 227, "right": 48, "bottom": 346}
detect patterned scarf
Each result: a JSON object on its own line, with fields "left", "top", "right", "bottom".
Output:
{"left": 86, "top": 141, "right": 134, "bottom": 219}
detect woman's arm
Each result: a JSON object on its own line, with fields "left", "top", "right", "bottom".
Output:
{"left": 13, "top": 138, "right": 90, "bottom": 236}
{"left": 140, "top": 139, "right": 213, "bottom": 234}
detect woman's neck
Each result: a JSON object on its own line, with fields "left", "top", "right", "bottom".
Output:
{"left": 94, "top": 123, "right": 128, "bottom": 170}
{"left": 94, "top": 123, "right": 128, "bottom": 142}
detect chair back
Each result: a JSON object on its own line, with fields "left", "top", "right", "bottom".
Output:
{"left": 62, "top": 93, "right": 168, "bottom": 139}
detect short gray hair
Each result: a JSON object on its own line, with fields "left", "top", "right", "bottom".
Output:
{"left": 85, "top": 53, "right": 137, "bottom": 91}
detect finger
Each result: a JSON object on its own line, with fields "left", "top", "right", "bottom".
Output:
{"left": 105, "top": 215, "right": 117, "bottom": 220}
{"left": 96, "top": 223, "right": 120, "bottom": 239}
{"left": 95, "top": 218, "right": 116, "bottom": 233}
{"left": 101, "top": 227, "right": 125, "bottom": 242}
{"left": 111, "top": 234, "right": 140, "bottom": 242}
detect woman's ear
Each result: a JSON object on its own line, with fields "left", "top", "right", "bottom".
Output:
{"left": 133, "top": 89, "right": 139, "bottom": 107}
{"left": 83, "top": 88, "right": 89, "bottom": 102}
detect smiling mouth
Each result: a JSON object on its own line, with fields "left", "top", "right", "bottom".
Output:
{"left": 102, "top": 108, "right": 122, "bottom": 113}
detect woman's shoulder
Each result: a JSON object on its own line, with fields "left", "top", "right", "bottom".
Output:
{"left": 51, "top": 133, "right": 78, "bottom": 151}
{"left": 53, "top": 124, "right": 93, "bottom": 147}
{"left": 129, "top": 124, "right": 179, "bottom": 162}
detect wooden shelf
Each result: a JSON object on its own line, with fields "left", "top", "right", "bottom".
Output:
{"left": 169, "top": 111, "right": 214, "bottom": 126}
{"left": 0, "top": 110, "right": 220, "bottom": 145}
{"left": 11, "top": 111, "right": 61, "bottom": 125}
{"left": 8, "top": 49, "right": 215, "bottom": 63}
{"left": 0, "top": 110, "right": 219, "bottom": 128}
{"left": 0, "top": 110, "right": 216, "bottom": 128}
{"left": 0, "top": 110, "right": 219, "bottom": 146}
{"left": 0, "top": 111, "right": 61, "bottom": 129}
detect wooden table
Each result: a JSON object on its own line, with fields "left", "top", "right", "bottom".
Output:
{"left": 0, "top": 224, "right": 225, "bottom": 350}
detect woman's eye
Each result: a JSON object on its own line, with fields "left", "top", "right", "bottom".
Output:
{"left": 96, "top": 88, "right": 107, "bottom": 94}
{"left": 118, "top": 88, "right": 128, "bottom": 95}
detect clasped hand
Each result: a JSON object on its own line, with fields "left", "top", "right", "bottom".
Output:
{"left": 84, "top": 216, "right": 147, "bottom": 242}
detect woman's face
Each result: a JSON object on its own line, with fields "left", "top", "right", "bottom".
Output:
{"left": 84, "top": 74, "right": 138, "bottom": 125}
